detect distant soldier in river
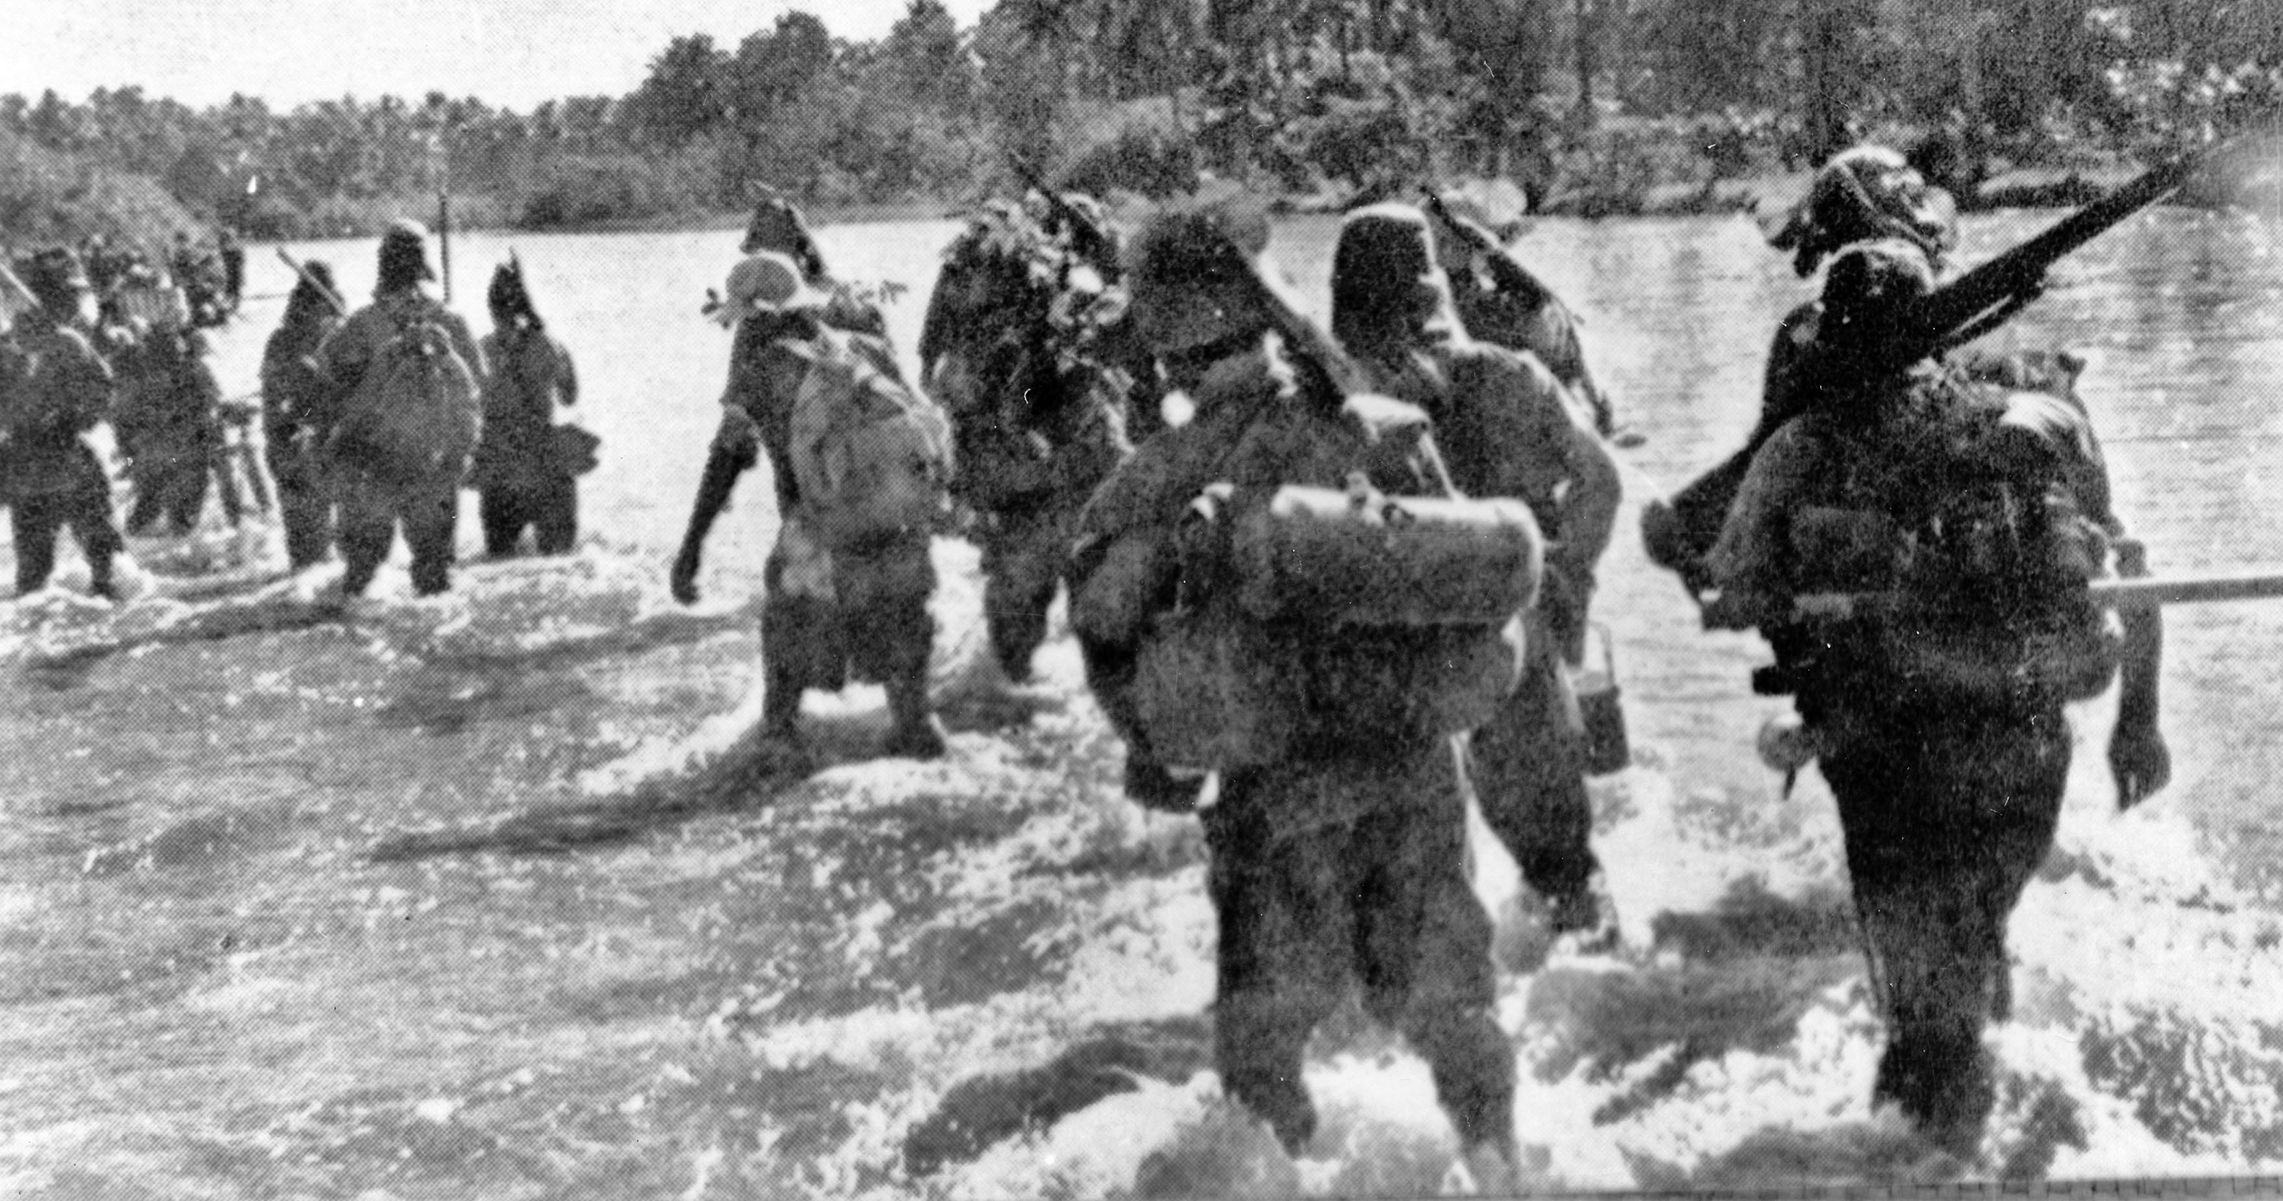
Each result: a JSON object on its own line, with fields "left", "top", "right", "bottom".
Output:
{"left": 1699, "top": 237, "right": 2168, "bottom": 1156}
{"left": 671, "top": 251, "right": 953, "bottom": 768}
{"left": 919, "top": 198, "right": 1132, "bottom": 681}
{"left": 313, "top": 220, "right": 485, "bottom": 599}
{"left": 1425, "top": 187, "right": 1617, "bottom": 437}
{"left": 1069, "top": 201, "right": 1535, "bottom": 1190}
{"left": 1330, "top": 202, "right": 1625, "bottom": 948}
{"left": 110, "top": 268, "right": 230, "bottom": 537}
{"left": 472, "top": 258, "right": 585, "bottom": 558}
{"left": 261, "top": 258, "right": 344, "bottom": 570}
{"left": 1, "top": 248, "right": 130, "bottom": 599}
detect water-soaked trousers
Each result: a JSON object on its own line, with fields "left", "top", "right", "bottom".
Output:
{"left": 10, "top": 446, "right": 124, "bottom": 595}
{"left": 1468, "top": 604, "right": 1599, "bottom": 906}
{"left": 1817, "top": 699, "right": 2069, "bottom": 1153}
{"left": 976, "top": 502, "right": 1073, "bottom": 682}
{"left": 479, "top": 475, "right": 579, "bottom": 557}
{"left": 335, "top": 467, "right": 459, "bottom": 598}
{"left": 1204, "top": 744, "right": 1516, "bottom": 1157}
{"left": 760, "top": 520, "right": 937, "bottom": 737}
{"left": 266, "top": 435, "right": 335, "bottom": 570}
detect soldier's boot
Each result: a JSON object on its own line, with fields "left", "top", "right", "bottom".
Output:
{"left": 753, "top": 660, "right": 814, "bottom": 776}
{"left": 882, "top": 665, "right": 948, "bottom": 761}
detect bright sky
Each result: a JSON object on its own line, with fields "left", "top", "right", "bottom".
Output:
{"left": 0, "top": 0, "right": 993, "bottom": 112}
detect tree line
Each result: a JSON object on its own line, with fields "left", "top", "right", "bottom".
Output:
{"left": 2, "top": 0, "right": 2277, "bottom": 246}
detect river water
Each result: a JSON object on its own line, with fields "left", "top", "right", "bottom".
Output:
{"left": 53, "top": 201, "right": 2283, "bottom": 1188}
{"left": 246, "top": 203, "right": 2283, "bottom": 889}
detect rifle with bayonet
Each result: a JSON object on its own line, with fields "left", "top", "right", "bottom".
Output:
{"left": 1009, "top": 157, "right": 1120, "bottom": 277}
{"left": 1646, "top": 136, "right": 2238, "bottom": 594}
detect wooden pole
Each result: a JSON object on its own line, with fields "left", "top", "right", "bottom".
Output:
{"left": 1794, "top": 571, "right": 2283, "bottom": 619}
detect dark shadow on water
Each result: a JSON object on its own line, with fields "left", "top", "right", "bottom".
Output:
{"left": 901, "top": 1015, "right": 1214, "bottom": 1178}
{"left": 366, "top": 703, "right": 918, "bottom": 863}
{"left": 1530, "top": 878, "right": 1865, "bottom": 1126}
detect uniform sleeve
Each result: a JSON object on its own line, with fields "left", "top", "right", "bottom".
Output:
{"left": 1705, "top": 422, "right": 1824, "bottom": 613}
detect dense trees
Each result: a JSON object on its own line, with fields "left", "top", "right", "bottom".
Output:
{"left": 2, "top": 0, "right": 2276, "bottom": 243}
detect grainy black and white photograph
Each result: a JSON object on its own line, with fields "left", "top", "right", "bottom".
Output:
{"left": 1, "top": 1, "right": 2279, "bottom": 1196}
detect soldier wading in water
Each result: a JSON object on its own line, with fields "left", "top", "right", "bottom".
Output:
{"left": 1329, "top": 202, "right": 1624, "bottom": 948}
{"left": 1069, "top": 201, "right": 1540, "bottom": 1190}
{"left": 1700, "top": 237, "right": 2169, "bottom": 1156}
{"left": 670, "top": 251, "right": 953, "bottom": 770}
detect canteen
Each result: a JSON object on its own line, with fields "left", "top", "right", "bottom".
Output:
{"left": 1570, "top": 622, "right": 1630, "bottom": 776}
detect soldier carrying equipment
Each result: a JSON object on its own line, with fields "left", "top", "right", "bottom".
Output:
{"left": 1646, "top": 135, "right": 2245, "bottom": 593}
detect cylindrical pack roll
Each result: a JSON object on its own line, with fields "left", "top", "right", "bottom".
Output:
{"left": 1231, "top": 482, "right": 1544, "bottom": 627}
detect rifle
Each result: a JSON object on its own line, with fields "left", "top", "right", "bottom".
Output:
{"left": 1009, "top": 157, "right": 1119, "bottom": 276}
{"left": 274, "top": 248, "right": 347, "bottom": 317}
{"left": 1647, "top": 137, "right": 2237, "bottom": 591}
{"left": 1421, "top": 188, "right": 1561, "bottom": 314}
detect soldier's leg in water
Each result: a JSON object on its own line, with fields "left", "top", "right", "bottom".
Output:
{"left": 164, "top": 461, "right": 208, "bottom": 534}
{"left": 842, "top": 531, "right": 945, "bottom": 759}
{"left": 478, "top": 487, "right": 523, "bottom": 558}
{"left": 334, "top": 475, "right": 397, "bottom": 598}
{"left": 275, "top": 453, "right": 333, "bottom": 569}
{"left": 1358, "top": 747, "right": 1522, "bottom": 1178}
{"left": 1826, "top": 718, "right": 2066, "bottom": 1157}
{"left": 63, "top": 460, "right": 125, "bottom": 596}
{"left": 756, "top": 520, "right": 843, "bottom": 764}
{"left": 981, "top": 507, "right": 1062, "bottom": 682}
{"left": 1470, "top": 613, "right": 1607, "bottom": 937}
{"left": 125, "top": 473, "right": 167, "bottom": 537}
{"left": 401, "top": 480, "right": 459, "bottom": 597}
{"left": 533, "top": 475, "right": 577, "bottom": 556}
{"left": 12, "top": 494, "right": 63, "bottom": 594}
{"left": 1204, "top": 765, "right": 1352, "bottom": 1155}
{"left": 1968, "top": 716, "right": 2069, "bottom": 1027}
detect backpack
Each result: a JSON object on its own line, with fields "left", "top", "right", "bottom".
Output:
{"left": 783, "top": 326, "right": 953, "bottom": 550}
{"left": 1802, "top": 375, "right": 2118, "bottom": 704}
{"left": 332, "top": 306, "right": 479, "bottom": 485}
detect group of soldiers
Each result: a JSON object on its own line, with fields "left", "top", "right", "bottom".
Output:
{"left": 0, "top": 219, "right": 583, "bottom": 603}
{"left": 677, "top": 151, "right": 2175, "bottom": 1182}
{"left": 1, "top": 145, "right": 2179, "bottom": 1181}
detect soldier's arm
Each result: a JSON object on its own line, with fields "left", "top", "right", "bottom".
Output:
{"left": 1701, "top": 424, "right": 1819, "bottom": 630}
{"left": 555, "top": 337, "right": 579, "bottom": 408}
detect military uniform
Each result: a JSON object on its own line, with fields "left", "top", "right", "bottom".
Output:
{"left": 672, "top": 252, "right": 945, "bottom": 765}
{"left": 921, "top": 204, "right": 1134, "bottom": 680}
{"left": 3, "top": 253, "right": 126, "bottom": 597}
{"left": 1334, "top": 204, "right": 1623, "bottom": 937}
{"left": 115, "top": 325, "right": 226, "bottom": 536}
{"left": 1704, "top": 240, "right": 2165, "bottom": 1155}
{"left": 261, "top": 267, "right": 343, "bottom": 569}
{"left": 1069, "top": 206, "right": 1524, "bottom": 1184}
{"left": 1428, "top": 199, "right": 1613, "bottom": 437}
{"left": 473, "top": 326, "right": 581, "bottom": 557}
{"left": 313, "top": 223, "right": 486, "bottom": 598}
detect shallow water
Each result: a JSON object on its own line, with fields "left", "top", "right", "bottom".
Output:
{"left": 6, "top": 203, "right": 2283, "bottom": 1195}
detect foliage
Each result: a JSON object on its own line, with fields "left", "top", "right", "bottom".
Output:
{"left": 3, "top": 0, "right": 2279, "bottom": 246}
